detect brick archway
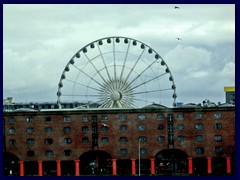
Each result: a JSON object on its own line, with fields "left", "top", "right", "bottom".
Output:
{"left": 79, "top": 150, "right": 112, "bottom": 175}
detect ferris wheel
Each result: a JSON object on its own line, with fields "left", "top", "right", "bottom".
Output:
{"left": 57, "top": 36, "right": 177, "bottom": 109}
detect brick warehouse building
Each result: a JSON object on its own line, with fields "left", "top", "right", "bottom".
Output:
{"left": 3, "top": 105, "right": 235, "bottom": 176}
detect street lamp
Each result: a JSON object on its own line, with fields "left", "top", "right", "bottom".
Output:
{"left": 138, "top": 139, "right": 141, "bottom": 176}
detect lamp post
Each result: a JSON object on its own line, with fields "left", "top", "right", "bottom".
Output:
{"left": 138, "top": 140, "right": 141, "bottom": 176}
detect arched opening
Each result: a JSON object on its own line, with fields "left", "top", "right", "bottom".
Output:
{"left": 42, "top": 161, "right": 56, "bottom": 176}
{"left": 79, "top": 150, "right": 112, "bottom": 175}
{"left": 193, "top": 157, "right": 207, "bottom": 175}
{"left": 154, "top": 149, "right": 188, "bottom": 175}
{"left": 25, "top": 161, "right": 38, "bottom": 176}
{"left": 117, "top": 159, "right": 131, "bottom": 175}
{"left": 3, "top": 152, "right": 20, "bottom": 176}
{"left": 212, "top": 157, "right": 227, "bottom": 175}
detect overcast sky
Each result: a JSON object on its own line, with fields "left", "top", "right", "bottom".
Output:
{"left": 3, "top": 4, "right": 235, "bottom": 106}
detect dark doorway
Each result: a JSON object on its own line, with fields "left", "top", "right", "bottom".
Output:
{"left": 155, "top": 149, "right": 188, "bottom": 175}
{"left": 3, "top": 152, "right": 20, "bottom": 176}
{"left": 80, "top": 150, "right": 112, "bottom": 175}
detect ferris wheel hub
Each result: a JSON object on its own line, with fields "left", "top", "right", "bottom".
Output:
{"left": 110, "top": 91, "right": 122, "bottom": 101}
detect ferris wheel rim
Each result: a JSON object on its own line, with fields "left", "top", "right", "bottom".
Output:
{"left": 57, "top": 36, "right": 177, "bottom": 109}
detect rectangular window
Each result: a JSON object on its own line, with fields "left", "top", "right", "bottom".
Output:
{"left": 26, "top": 127, "right": 34, "bottom": 134}
{"left": 26, "top": 117, "right": 33, "bottom": 122}
{"left": 9, "top": 128, "right": 16, "bottom": 134}
{"left": 101, "top": 115, "right": 108, "bottom": 121}
{"left": 195, "top": 113, "right": 203, "bottom": 119}
{"left": 63, "top": 116, "right": 71, "bottom": 122}
{"left": 214, "top": 113, "right": 222, "bottom": 119}
{"left": 177, "top": 113, "right": 184, "bottom": 120}
{"left": 45, "top": 127, "right": 53, "bottom": 133}
{"left": 157, "top": 114, "right": 164, "bottom": 120}
{"left": 119, "top": 114, "right": 127, "bottom": 121}
{"left": 64, "top": 138, "right": 72, "bottom": 144}
{"left": 82, "top": 116, "right": 88, "bottom": 122}
{"left": 138, "top": 114, "right": 146, "bottom": 120}
{"left": 9, "top": 117, "right": 15, "bottom": 123}
{"left": 45, "top": 117, "right": 52, "bottom": 122}
{"left": 214, "top": 123, "right": 222, "bottom": 129}
{"left": 63, "top": 127, "right": 71, "bottom": 134}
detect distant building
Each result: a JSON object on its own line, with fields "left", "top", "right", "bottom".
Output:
{"left": 224, "top": 86, "right": 235, "bottom": 104}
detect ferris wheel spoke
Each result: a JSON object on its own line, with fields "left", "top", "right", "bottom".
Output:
{"left": 83, "top": 52, "right": 109, "bottom": 85}
{"left": 65, "top": 79, "right": 101, "bottom": 92}
{"left": 71, "top": 64, "right": 106, "bottom": 89}
{"left": 129, "top": 72, "right": 167, "bottom": 91}
{"left": 120, "top": 39, "right": 131, "bottom": 81}
{"left": 112, "top": 38, "right": 117, "bottom": 80}
{"left": 124, "top": 48, "right": 145, "bottom": 82}
{"left": 61, "top": 94, "right": 100, "bottom": 97}
{"left": 97, "top": 43, "right": 111, "bottom": 81}
{"left": 129, "top": 59, "right": 159, "bottom": 86}
{"left": 132, "top": 88, "right": 172, "bottom": 95}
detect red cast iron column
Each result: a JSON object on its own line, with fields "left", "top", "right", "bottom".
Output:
{"left": 74, "top": 160, "right": 80, "bottom": 176}
{"left": 38, "top": 161, "right": 43, "bottom": 176}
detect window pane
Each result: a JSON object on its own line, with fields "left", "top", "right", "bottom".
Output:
{"left": 158, "top": 125, "right": 164, "bottom": 130}
{"left": 120, "top": 125, "right": 127, "bottom": 131}
{"left": 138, "top": 125, "right": 146, "bottom": 131}
{"left": 157, "top": 114, "right": 164, "bottom": 120}
{"left": 178, "top": 135, "right": 184, "bottom": 142}
{"left": 195, "top": 113, "right": 203, "bottom": 119}
{"left": 195, "top": 135, "right": 203, "bottom": 142}
{"left": 45, "top": 138, "right": 53, "bottom": 145}
{"left": 177, "top": 114, "right": 184, "bottom": 120}
{"left": 101, "top": 137, "right": 109, "bottom": 143}
{"left": 26, "top": 117, "right": 33, "bottom": 122}
{"left": 215, "top": 146, "right": 223, "bottom": 154}
{"left": 64, "top": 150, "right": 72, "bottom": 156}
{"left": 101, "top": 115, "right": 108, "bottom": 121}
{"left": 26, "top": 127, "right": 34, "bottom": 134}
{"left": 82, "top": 116, "right": 88, "bottom": 122}
{"left": 214, "top": 123, "right": 222, "bottom": 129}
{"left": 63, "top": 116, "right": 71, "bottom": 122}
{"left": 45, "top": 117, "right": 52, "bottom": 122}
{"left": 119, "top": 114, "right": 127, "bottom": 121}
{"left": 120, "top": 149, "right": 128, "bottom": 155}
{"left": 63, "top": 127, "right": 71, "bottom": 134}
{"left": 214, "top": 113, "right": 222, "bottom": 119}
{"left": 9, "top": 117, "right": 15, "bottom": 123}
{"left": 119, "top": 137, "right": 128, "bottom": 143}
{"left": 9, "top": 128, "right": 16, "bottom": 134}
{"left": 26, "top": 139, "right": 34, "bottom": 145}
{"left": 138, "top": 114, "right": 146, "bottom": 120}
{"left": 196, "top": 147, "right": 204, "bottom": 154}
{"left": 158, "top": 136, "right": 165, "bottom": 142}
{"left": 82, "top": 126, "right": 89, "bottom": 132}
{"left": 45, "top": 127, "right": 53, "bottom": 133}
{"left": 64, "top": 138, "right": 71, "bottom": 144}
{"left": 82, "top": 137, "right": 89, "bottom": 144}
{"left": 195, "top": 123, "right": 203, "bottom": 130}
{"left": 215, "top": 135, "right": 222, "bottom": 142}
{"left": 178, "top": 124, "right": 184, "bottom": 131}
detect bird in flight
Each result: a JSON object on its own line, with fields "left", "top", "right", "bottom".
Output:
{"left": 174, "top": 6, "right": 180, "bottom": 9}
{"left": 176, "top": 38, "right": 182, "bottom": 40}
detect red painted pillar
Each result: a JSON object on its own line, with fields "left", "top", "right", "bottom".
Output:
{"left": 131, "top": 159, "right": 136, "bottom": 175}
{"left": 226, "top": 157, "right": 231, "bottom": 174}
{"left": 74, "top": 160, "right": 80, "bottom": 176}
{"left": 150, "top": 158, "right": 155, "bottom": 175}
{"left": 38, "top": 161, "right": 43, "bottom": 176}
{"left": 188, "top": 157, "right": 193, "bottom": 174}
{"left": 207, "top": 157, "right": 212, "bottom": 174}
{"left": 19, "top": 160, "right": 24, "bottom": 176}
{"left": 112, "top": 159, "right": 117, "bottom": 175}
{"left": 56, "top": 160, "right": 61, "bottom": 176}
